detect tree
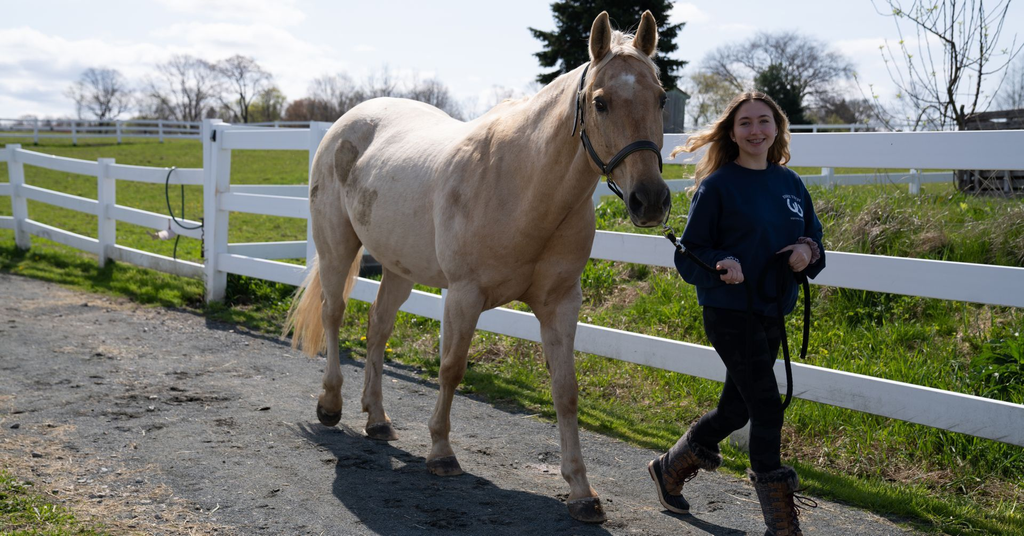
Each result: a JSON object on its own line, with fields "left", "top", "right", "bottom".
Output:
{"left": 530, "top": 1, "right": 686, "bottom": 89}
{"left": 755, "top": 63, "right": 806, "bottom": 124}
{"left": 685, "top": 69, "right": 735, "bottom": 127}
{"left": 997, "top": 55, "right": 1024, "bottom": 110}
{"left": 872, "top": 0, "right": 1023, "bottom": 130}
{"left": 304, "top": 73, "right": 365, "bottom": 121}
{"left": 406, "top": 77, "right": 464, "bottom": 119}
{"left": 806, "top": 95, "right": 875, "bottom": 125}
{"left": 66, "top": 68, "right": 133, "bottom": 121}
{"left": 362, "top": 65, "right": 401, "bottom": 99}
{"left": 217, "top": 55, "right": 272, "bottom": 123}
{"left": 282, "top": 98, "right": 314, "bottom": 122}
{"left": 703, "top": 31, "right": 854, "bottom": 112}
{"left": 144, "top": 55, "right": 221, "bottom": 122}
{"left": 248, "top": 87, "right": 287, "bottom": 123}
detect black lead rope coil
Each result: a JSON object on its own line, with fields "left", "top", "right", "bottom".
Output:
{"left": 664, "top": 231, "right": 810, "bottom": 411}
{"left": 164, "top": 166, "right": 204, "bottom": 261}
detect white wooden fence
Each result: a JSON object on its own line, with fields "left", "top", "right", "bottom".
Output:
{"left": 0, "top": 118, "right": 202, "bottom": 144}
{"left": 2, "top": 121, "right": 1023, "bottom": 449}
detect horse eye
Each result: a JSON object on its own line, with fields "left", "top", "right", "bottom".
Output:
{"left": 594, "top": 98, "right": 608, "bottom": 112}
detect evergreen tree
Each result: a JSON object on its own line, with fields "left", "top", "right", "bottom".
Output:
{"left": 755, "top": 63, "right": 806, "bottom": 125}
{"left": 530, "top": 0, "right": 686, "bottom": 89}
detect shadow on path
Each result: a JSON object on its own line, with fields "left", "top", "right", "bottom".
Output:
{"left": 294, "top": 423, "right": 614, "bottom": 536}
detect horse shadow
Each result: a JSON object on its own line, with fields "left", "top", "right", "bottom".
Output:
{"left": 294, "top": 422, "right": 614, "bottom": 536}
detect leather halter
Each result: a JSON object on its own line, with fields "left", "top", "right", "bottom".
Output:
{"left": 571, "top": 63, "right": 663, "bottom": 200}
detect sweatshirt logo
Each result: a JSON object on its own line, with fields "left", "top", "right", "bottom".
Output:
{"left": 784, "top": 195, "right": 803, "bottom": 217}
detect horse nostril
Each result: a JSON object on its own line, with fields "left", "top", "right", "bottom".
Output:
{"left": 660, "top": 188, "right": 671, "bottom": 211}
{"left": 628, "top": 191, "right": 644, "bottom": 215}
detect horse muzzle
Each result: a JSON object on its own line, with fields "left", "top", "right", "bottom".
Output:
{"left": 626, "top": 181, "right": 671, "bottom": 228}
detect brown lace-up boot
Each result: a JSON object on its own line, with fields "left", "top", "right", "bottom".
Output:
{"left": 748, "top": 465, "right": 816, "bottom": 536}
{"left": 647, "top": 426, "right": 722, "bottom": 514}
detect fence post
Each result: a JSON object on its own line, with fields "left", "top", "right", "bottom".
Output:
{"left": 71, "top": 121, "right": 77, "bottom": 146}
{"left": 116, "top": 121, "right": 122, "bottom": 144}
{"left": 822, "top": 167, "right": 835, "bottom": 190}
{"left": 203, "top": 118, "right": 229, "bottom": 302}
{"left": 7, "top": 145, "right": 30, "bottom": 250}
{"left": 97, "top": 158, "right": 116, "bottom": 267}
{"left": 158, "top": 120, "right": 164, "bottom": 143}
{"left": 908, "top": 168, "right": 921, "bottom": 195}
{"left": 33, "top": 118, "right": 39, "bottom": 144}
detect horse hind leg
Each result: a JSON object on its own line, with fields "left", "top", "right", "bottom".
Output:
{"left": 315, "top": 243, "right": 364, "bottom": 427}
{"left": 361, "top": 267, "right": 413, "bottom": 441}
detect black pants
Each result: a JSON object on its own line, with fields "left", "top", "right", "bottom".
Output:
{"left": 690, "top": 306, "right": 784, "bottom": 474}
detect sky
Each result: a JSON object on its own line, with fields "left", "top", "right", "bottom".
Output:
{"left": 1, "top": 0, "right": 1022, "bottom": 120}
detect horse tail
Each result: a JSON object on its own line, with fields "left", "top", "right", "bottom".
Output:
{"left": 282, "top": 251, "right": 362, "bottom": 357}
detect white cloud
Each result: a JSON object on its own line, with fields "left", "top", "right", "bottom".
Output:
{"left": 154, "top": 0, "right": 306, "bottom": 26}
{"left": 353, "top": 45, "right": 376, "bottom": 53}
{"left": 670, "top": 2, "right": 711, "bottom": 25}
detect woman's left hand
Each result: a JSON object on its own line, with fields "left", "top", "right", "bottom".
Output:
{"left": 778, "top": 243, "right": 813, "bottom": 272}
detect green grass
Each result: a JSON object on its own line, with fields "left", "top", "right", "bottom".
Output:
{"left": 2, "top": 138, "right": 1023, "bottom": 535}
{"left": 0, "top": 471, "right": 109, "bottom": 535}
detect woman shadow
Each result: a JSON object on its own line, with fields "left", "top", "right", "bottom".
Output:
{"left": 294, "top": 422, "right": 615, "bottom": 536}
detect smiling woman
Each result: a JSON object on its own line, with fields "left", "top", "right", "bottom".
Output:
{"left": 653, "top": 90, "right": 826, "bottom": 535}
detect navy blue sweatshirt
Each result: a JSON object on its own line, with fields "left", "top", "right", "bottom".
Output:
{"left": 678, "top": 162, "right": 825, "bottom": 316}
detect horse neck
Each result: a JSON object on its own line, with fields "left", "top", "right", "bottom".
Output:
{"left": 500, "top": 65, "right": 599, "bottom": 219}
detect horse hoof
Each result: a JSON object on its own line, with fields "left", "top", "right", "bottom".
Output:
{"left": 316, "top": 402, "right": 341, "bottom": 427}
{"left": 365, "top": 422, "right": 399, "bottom": 441}
{"left": 426, "top": 455, "right": 463, "bottom": 476}
{"left": 567, "top": 497, "right": 607, "bottom": 524}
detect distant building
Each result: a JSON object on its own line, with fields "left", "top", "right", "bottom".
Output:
{"left": 663, "top": 88, "right": 690, "bottom": 133}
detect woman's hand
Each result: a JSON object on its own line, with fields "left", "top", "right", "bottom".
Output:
{"left": 716, "top": 258, "right": 744, "bottom": 284}
{"left": 778, "top": 243, "right": 813, "bottom": 272}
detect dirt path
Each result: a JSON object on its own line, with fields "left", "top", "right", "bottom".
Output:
{"left": 0, "top": 273, "right": 922, "bottom": 535}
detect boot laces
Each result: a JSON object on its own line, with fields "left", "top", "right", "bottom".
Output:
{"left": 790, "top": 488, "right": 818, "bottom": 519}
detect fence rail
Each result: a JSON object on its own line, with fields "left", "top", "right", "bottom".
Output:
{"left": 2, "top": 121, "right": 1023, "bottom": 448}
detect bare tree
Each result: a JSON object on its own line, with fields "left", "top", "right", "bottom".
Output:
{"left": 144, "top": 55, "right": 221, "bottom": 122}
{"left": 704, "top": 31, "right": 855, "bottom": 106}
{"left": 305, "top": 73, "right": 365, "bottom": 121}
{"left": 406, "top": 77, "right": 463, "bottom": 119}
{"left": 66, "top": 68, "right": 133, "bottom": 121}
{"left": 997, "top": 55, "right": 1024, "bottom": 110}
{"left": 217, "top": 55, "right": 272, "bottom": 123}
{"left": 871, "top": 0, "right": 1022, "bottom": 130}
{"left": 362, "top": 65, "right": 400, "bottom": 99}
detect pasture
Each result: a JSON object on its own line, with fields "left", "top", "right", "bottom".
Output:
{"left": 1, "top": 136, "right": 1023, "bottom": 535}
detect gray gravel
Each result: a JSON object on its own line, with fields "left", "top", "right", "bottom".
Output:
{"left": 0, "top": 272, "right": 923, "bottom": 535}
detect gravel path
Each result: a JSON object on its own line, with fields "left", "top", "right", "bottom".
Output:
{"left": 0, "top": 272, "right": 922, "bottom": 535}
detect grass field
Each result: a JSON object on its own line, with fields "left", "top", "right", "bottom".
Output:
{"left": 1, "top": 137, "right": 1023, "bottom": 535}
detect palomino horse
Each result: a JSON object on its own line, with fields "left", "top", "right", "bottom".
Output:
{"left": 285, "top": 11, "right": 670, "bottom": 522}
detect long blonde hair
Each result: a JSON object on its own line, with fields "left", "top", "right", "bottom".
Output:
{"left": 671, "top": 91, "right": 791, "bottom": 189}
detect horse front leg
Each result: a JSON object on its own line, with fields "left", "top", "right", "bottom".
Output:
{"left": 426, "top": 286, "right": 484, "bottom": 476}
{"left": 533, "top": 283, "right": 606, "bottom": 523}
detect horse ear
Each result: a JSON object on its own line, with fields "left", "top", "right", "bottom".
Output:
{"left": 589, "top": 11, "right": 612, "bottom": 64}
{"left": 633, "top": 10, "right": 658, "bottom": 57}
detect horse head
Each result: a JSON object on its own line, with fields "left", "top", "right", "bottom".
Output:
{"left": 577, "top": 11, "right": 670, "bottom": 228}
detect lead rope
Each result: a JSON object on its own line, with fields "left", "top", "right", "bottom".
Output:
{"left": 663, "top": 226, "right": 809, "bottom": 411}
